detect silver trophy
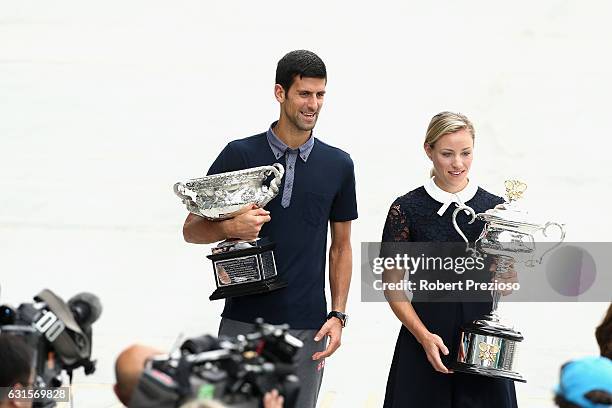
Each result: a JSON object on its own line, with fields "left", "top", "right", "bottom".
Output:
{"left": 451, "top": 180, "right": 565, "bottom": 382}
{"left": 174, "top": 164, "right": 287, "bottom": 300}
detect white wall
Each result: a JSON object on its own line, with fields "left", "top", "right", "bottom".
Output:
{"left": 1, "top": 1, "right": 610, "bottom": 406}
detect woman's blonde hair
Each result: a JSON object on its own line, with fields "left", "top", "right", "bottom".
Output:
{"left": 425, "top": 111, "right": 475, "bottom": 177}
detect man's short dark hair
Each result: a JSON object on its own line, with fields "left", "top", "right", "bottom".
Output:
{"left": 275, "top": 50, "right": 327, "bottom": 92}
{"left": 0, "top": 334, "right": 33, "bottom": 387}
{"left": 555, "top": 391, "right": 612, "bottom": 407}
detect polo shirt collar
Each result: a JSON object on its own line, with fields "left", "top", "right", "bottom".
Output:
{"left": 266, "top": 121, "right": 314, "bottom": 162}
{"left": 424, "top": 176, "right": 478, "bottom": 216}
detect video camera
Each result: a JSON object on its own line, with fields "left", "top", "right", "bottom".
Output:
{"left": 130, "top": 319, "right": 303, "bottom": 408}
{"left": 0, "top": 288, "right": 102, "bottom": 407}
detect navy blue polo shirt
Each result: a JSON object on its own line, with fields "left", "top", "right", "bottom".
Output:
{"left": 207, "top": 131, "right": 358, "bottom": 329}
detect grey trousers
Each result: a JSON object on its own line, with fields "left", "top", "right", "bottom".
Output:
{"left": 218, "top": 318, "right": 326, "bottom": 408}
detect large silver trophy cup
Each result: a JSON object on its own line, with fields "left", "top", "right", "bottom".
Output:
{"left": 174, "top": 164, "right": 287, "bottom": 300}
{"left": 451, "top": 180, "right": 565, "bottom": 382}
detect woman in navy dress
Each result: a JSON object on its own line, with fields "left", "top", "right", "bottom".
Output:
{"left": 381, "top": 112, "right": 518, "bottom": 408}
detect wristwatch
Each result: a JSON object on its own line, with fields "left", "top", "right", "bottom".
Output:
{"left": 327, "top": 311, "right": 348, "bottom": 328}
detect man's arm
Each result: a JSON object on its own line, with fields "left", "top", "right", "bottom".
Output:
{"left": 183, "top": 213, "right": 230, "bottom": 244}
{"left": 328, "top": 221, "right": 352, "bottom": 312}
{"left": 312, "top": 221, "right": 352, "bottom": 360}
{"left": 183, "top": 205, "right": 272, "bottom": 244}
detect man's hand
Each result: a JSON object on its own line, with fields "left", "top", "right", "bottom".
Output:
{"left": 312, "top": 317, "right": 343, "bottom": 360}
{"left": 224, "top": 204, "right": 271, "bottom": 241}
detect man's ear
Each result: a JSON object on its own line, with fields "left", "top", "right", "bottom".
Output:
{"left": 274, "top": 84, "right": 285, "bottom": 103}
{"left": 6, "top": 383, "right": 25, "bottom": 408}
{"left": 113, "top": 383, "right": 126, "bottom": 406}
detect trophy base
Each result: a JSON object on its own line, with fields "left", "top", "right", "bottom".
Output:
{"left": 451, "top": 361, "right": 526, "bottom": 382}
{"left": 209, "top": 277, "right": 288, "bottom": 300}
{"left": 453, "top": 317, "right": 526, "bottom": 383}
{"left": 207, "top": 240, "right": 287, "bottom": 300}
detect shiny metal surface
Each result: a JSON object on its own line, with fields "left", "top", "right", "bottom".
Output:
{"left": 452, "top": 179, "right": 566, "bottom": 266}
{"left": 457, "top": 331, "right": 520, "bottom": 372}
{"left": 175, "top": 164, "right": 287, "bottom": 300}
{"left": 450, "top": 180, "right": 565, "bottom": 382}
{"left": 174, "top": 163, "right": 284, "bottom": 219}
{"left": 454, "top": 325, "right": 525, "bottom": 382}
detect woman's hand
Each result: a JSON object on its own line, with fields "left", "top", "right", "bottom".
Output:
{"left": 416, "top": 331, "right": 453, "bottom": 374}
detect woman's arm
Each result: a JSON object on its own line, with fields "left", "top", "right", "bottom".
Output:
{"left": 380, "top": 200, "right": 452, "bottom": 374}
{"left": 384, "top": 268, "right": 452, "bottom": 374}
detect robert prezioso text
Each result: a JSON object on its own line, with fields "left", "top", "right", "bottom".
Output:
{"left": 372, "top": 279, "right": 520, "bottom": 292}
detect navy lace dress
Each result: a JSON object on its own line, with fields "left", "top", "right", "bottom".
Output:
{"left": 382, "top": 186, "right": 518, "bottom": 408}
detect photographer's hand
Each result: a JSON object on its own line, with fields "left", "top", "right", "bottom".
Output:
{"left": 263, "top": 389, "right": 285, "bottom": 408}
{"left": 311, "top": 317, "right": 343, "bottom": 360}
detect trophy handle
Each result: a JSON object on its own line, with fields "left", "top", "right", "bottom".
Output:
{"left": 452, "top": 204, "right": 476, "bottom": 243}
{"left": 535, "top": 222, "right": 566, "bottom": 265}
{"left": 173, "top": 182, "right": 205, "bottom": 217}
{"left": 258, "top": 163, "right": 285, "bottom": 207}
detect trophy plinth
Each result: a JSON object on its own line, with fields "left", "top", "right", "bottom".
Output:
{"left": 175, "top": 164, "right": 287, "bottom": 300}
{"left": 451, "top": 180, "right": 565, "bottom": 382}
{"left": 207, "top": 240, "right": 288, "bottom": 301}
{"left": 453, "top": 317, "right": 525, "bottom": 382}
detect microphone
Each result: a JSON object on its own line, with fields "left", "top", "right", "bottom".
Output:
{"left": 68, "top": 293, "right": 102, "bottom": 327}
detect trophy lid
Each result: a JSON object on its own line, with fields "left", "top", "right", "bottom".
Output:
{"left": 477, "top": 180, "right": 543, "bottom": 232}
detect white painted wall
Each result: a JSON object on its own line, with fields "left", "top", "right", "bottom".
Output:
{"left": 1, "top": 1, "right": 610, "bottom": 406}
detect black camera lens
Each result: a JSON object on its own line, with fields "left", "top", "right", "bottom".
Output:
{"left": 181, "top": 335, "right": 220, "bottom": 354}
{"left": 0, "top": 305, "right": 16, "bottom": 325}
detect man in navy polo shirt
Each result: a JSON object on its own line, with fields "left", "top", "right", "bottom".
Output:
{"left": 182, "top": 50, "right": 357, "bottom": 407}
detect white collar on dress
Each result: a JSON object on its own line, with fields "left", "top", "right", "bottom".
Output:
{"left": 424, "top": 176, "right": 478, "bottom": 216}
